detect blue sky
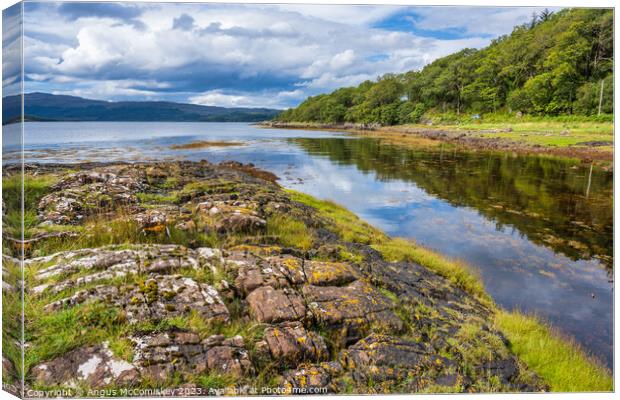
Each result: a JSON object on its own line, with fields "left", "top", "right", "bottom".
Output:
{"left": 7, "top": 2, "right": 555, "bottom": 108}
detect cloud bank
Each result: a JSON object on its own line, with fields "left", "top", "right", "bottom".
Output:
{"left": 19, "top": 3, "right": 554, "bottom": 108}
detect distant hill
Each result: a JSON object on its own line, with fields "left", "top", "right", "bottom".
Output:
{"left": 2, "top": 92, "right": 281, "bottom": 124}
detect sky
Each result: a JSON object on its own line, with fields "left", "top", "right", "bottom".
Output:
{"left": 5, "top": 2, "right": 556, "bottom": 109}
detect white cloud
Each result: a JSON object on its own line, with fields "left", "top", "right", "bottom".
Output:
{"left": 189, "top": 89, "right": 306, "bottom": 109}
{"left": 276, "top": 4, "right": 398, "bottom": 26}
{"left": 20, "top": 3, "right": 555, "bottom": 107}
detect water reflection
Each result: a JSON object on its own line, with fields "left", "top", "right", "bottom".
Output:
{"left": 292, "top": 137, "right": 613, "bottom": 271}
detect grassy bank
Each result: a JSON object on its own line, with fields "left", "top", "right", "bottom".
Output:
{"left": 287, "top": 189, "right": 613, "bottom": 392}
{"left": 496, "top": 311, "right": 613, "bottom": 392}
{"left": 402, "top": 113, "right": 613, "bottom": 148}
{"left": 264, "top": 115, "right": 613, "bottom": 162}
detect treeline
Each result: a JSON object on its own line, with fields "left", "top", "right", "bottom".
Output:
{"left": 277, "top": 8, "right": 613, "bottom": 125}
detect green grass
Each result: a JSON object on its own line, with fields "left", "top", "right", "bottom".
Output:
{"left": 286, "top": 190, "right": 387, "bottom": 244}
{"left": 266, "top": 213, "right": 315, "bottom": 251}
{"left": 3, "top": 173, "right": 59, "bottom": 237}
{"left": 401, "top": 113, "right": 613, "bottom": 148}
{"left": 136, "top": 192, "right": 178, "bottom": 204}
{"left": 495, "top": 310, "right": 612, "bottom": 392}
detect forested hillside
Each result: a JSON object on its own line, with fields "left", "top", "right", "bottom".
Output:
{"left": 277, "top": 8, "right": 613, "bottom": 125}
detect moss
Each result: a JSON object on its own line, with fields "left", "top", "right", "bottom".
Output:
{"left": 162, "top": 290, "right": 177, "bottom": 301}
{"left": 495, "top": 310, "right": 612, "bottom": 392}
{"left": 136, "top": 192, "right": 178, "bottom": 204}
{"left": 180, "top": 180, "right": 238, "bottom": 198}
{"left": 108, "top": 337, "right": 135, "bottom": 362}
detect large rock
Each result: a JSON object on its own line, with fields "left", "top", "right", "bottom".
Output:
{"left": 196, "top": 200, "right": 266, "bottom": 233}
{"left": 304, "top": 260, "right": 360, "bottom": 286}
{"left": 31, "top": 342, "right": 138, "bottom": 388}
{"left": 33, "top": 245, "right": 199, "bottom": 282}
{"left": 132, "top": 332, "right": 254, "bottom": 380}
{"left": 302, "top": 280, "right": 404, "bottom": 343}
{"left": 246, "top": 286, "right": 306, "bottom": 323}
{"left": 44, "top": 275, "right": 230, "bottom": 324}
{"left": 234, "top": 255, "right": 305, "bottom": 296}
{"left": 282, "top": 362, "right": 343, "bottom": 394}
{"left": 38, "top": 171, "right": 145, "bottom": 225}
{"left": 263, "top": 322, "right": 328, "bottom": 364}
{"left": 339, "top": 334, "right": 449, "bottom": 386}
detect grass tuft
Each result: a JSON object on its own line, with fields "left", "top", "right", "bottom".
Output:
{"left": 266, "top": 213, "right": 314, "bottom": 251}
{"left": 495, "top": 310, "right": 612, "bottom": 392}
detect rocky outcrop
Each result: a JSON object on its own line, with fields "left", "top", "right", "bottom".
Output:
{"left": 132, "top": 331, "right": 254, "bottom": 380}
{"left": 30, "top": 332, "right": 254, "bottom": 389}
{"left": 263, "top": 322, "right": 328, "bottom": 364}
{"left": 303, "top": 280, "right": 404, "bottom": 343}
{"left": 31, "top": 342, "right": 138, "bottom": 388}
{"left": 38, "top": 170, "right": 145, "bottom": 225}
{"left": 44, "top": 274, "right": 230, "bottom": 324}
{"left": 246, "top": 286, "right": 306, "bottom": 323}
{"left": 282, "top": 362, "right": 344, "bottom": 394}
{"left": 339, "top": 334, "right": 451, "bottom": 389}
{"left": 17, "top": 162, "right": 545, "bottom": 394}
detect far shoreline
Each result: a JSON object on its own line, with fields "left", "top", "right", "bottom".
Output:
{"left": 258, "top": 121, "right": 614, "bottom": 164}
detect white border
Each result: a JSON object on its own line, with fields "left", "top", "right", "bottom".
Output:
{"left": 0, "top": 1, "right": 617, "bottom": 400}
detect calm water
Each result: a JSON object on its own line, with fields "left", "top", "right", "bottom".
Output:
{"left": 4, "top": 122, "right": 614, "bottom": 368}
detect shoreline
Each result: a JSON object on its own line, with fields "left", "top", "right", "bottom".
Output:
{"left": 259, "top": 121, "right": 614, "bottom": 164}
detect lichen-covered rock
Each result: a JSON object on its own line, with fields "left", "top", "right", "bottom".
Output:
{"left": 303, "top": 280, "right": 404, "bottom": 343}
{"left": 31, "top": 342, "right": 138, "bottom": 388}
{"left": 31, "top": 245, "right": 201, "bottom": 295}
{"left": 196, "top": 200, "right": 266, "bottom": 233}
{"left": 234, "top": 255, "right": 290, "bottom": 296}
{"left": 282, "top": 362, "right": 344, "bottom": 394}
{"left": 339, "top": 334, "right": 449, "bottom": 386}
{"left": 216, "top": 213, "right": 266, "bottom": 233}
{"left": 246, "top": 286, "right": 306, "bottom": 323}
{"left": 132, "top": 331, "right": 254, "bottom": 380}
{"left": 38, "top": 170, "right": 145, "bottom": 225}
{"left": 45, "top": 275, "right": 229, "bottom": 324}
{"left": 263, "top": 322, "right": 328, "bottom": 364}
{"left": 131, "top": 208, "right": 171, "bottom": 233}
{"left": 234, "top": 254, "right": 305, "bottom": 296}
{"left": 304, "top": 260, "right": 360, "bottom": 286}
{"left": 266, "top": 255, "right": 307, "bottom": 286}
